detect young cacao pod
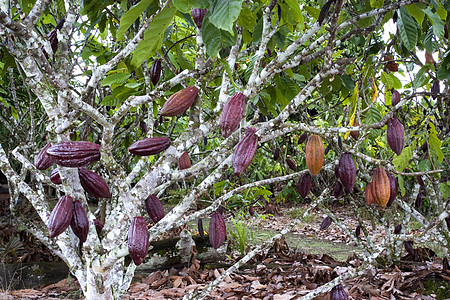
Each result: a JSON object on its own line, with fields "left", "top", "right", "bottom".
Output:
{"left": 79, "top": 167, "right": 112, "bottom": 199}
{"left": 232, "top": 127, "right": 258, "bottom": 176}
{"left": 192, "top": 8, "right": 208, "bottom": 29}
{"left": 425, "top": 50, "right": 434, "bottom": 65}
{"left": 296, "top": 173, "right": 311, "bottom": 199}
{"left": 392, "top": 89, "right": 401, "bottom": 106}
{"left": 70, "top": 200, "right": 89, "bottom": 243}
{"left": 404, "top": 241, "right": 414, "bottom": 255}
{"left": 387, "top": 118, "right": 405, "bottom": 155}
{"left": 150, "top": 59, "right": 162, "bottom": 86}
{"left": 330, "top": 284, "right": 348, "bottom": 300}
{"left": 384, "top": 55, "right": 398, "bottom": 72}
{"left": 50, "top": 168, "right": 62, "bottom": 184}
{"left": 298, "top": 132, "right": 308, "bottom": 144}
{"left": 334, "top": 163, "right": 340, "bottom": 178}
{"left": 394, "top": 224, "right": 402, "bottom": 234}
{"left": 324, "top": 146, "right": 330, "bottom": 156}
{"left": 48, "top": 195, "right": 74, "bottom": 238}
{"left": 305, "top": 135, "right": 324, "bottom": 177}
{"left": 219, "top": 92, "right": 246, "bottom": 138}
{"left": 355, "top": 225, "right": 361, "bottom": 238}
{"left": 445, "top": 217, "right": 450, "bottom": 229}
{"left": 128, "top": 136, "right": 171, "bottom": 156}
{"left": 249, "top": 205, "right": 254, "bottom": 216}
{"left": 286, "top": 158, "right": 297, "bottom": 171}
{"left": 145, "top": 194, "right": 165, "bottom": 223}
{"left": 178, "top": 151, "right": 191, "bottom": 170}
{"left": 337, "top": 136, "right": 343, "bottom": 150}
{"left": 415, "top": 192, "right": 423, "bottom": 209}
{"left": 47, "top": 141, "right": 101, "bottom": 167}
{"left": 350, "top": 120, "right": 360, "bottom": 140}
{"left": 338, "top": 153, "right": 356, "bottom": 193}
{"left": 333, "top": 181, "right": 343, "bottom": 198}
{"left": 417, "top": 176, "right": 425, "bottom": 187}
{"left": 273, "top": 148, "right": 280, "bottom": 161}
{"left": 198, "top": 218, "right": 205, "bottom": 237}
{"left": 94, "top": 219, "right": 104, "bottom": 234}
{"left": 365, "top": 182, "right": 375, "bottom": 205}
{"left": 139, "top": 120, "right": 148, "bottom": 135}
{"left": 320, "top": 216, "right": 332, "bottom": 230}
{"left": 35, "top": 142, "right": 55, "bottom": 170}
{"left": 159, "top": 86, "right": 199, "bottom": 117}
{"left": 371, "top": 167, "right": 390, "bottom": 208}
{"left": 128, "top": 216, "right": 149, "bottom": 266}
{"left": 431, "top": 80, "right": 440, "bottom": 99}
{"left": 386, "top": 173, "right": 397, "bottom": 207}
{"left": 209, "top": 212, "right": 226, "bottom": 249}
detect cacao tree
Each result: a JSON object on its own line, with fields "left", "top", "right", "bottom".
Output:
{"left": 0, "top": 0, "right": 449, "bottom": 299}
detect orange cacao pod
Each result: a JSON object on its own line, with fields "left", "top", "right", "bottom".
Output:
{"left": 365, "top": 182, "right": 375, "bottom": 205}
{"left": 371, "top": 167, "right": 390, "bottom": 207}
{"left": 48, "top": 195, "right": 73, "bottom": 238}
{"left": 209, "top": 211, "right": 226, "bottom": 249}
{"left": 338, "top": 152, "right": 356, "bottom": 193}
{"left": 128, "top": 136, "right": 170, "bottom": 156}
{"left": 392, "top": 89, "right": 401, "bottom": 106}
{"left": 128, "top": 216, "right": 149, "bottom": 266}
{"left": 178, "top": 151, "right": 191, "bottom": 170}
{"left": 159, "top": 86, "right": 199, "bottom": 117}
{"left": 350, "top": 120, "right": 360, "bottom": 140}
{"left": 305, "top": 135, "right": 324, "bottom": 177}
{"left": 232, "top": 127, "right": 258, "bottom": 176}
{"left": 296, "top": 173, "right": 311, "bottom": 198}
{"left": 35, "top": 142, "right": 54, "bottom": 170}
{"left": 387, "top": 118, "right": 404, "bottom": 155}
{"left": 50, "top": 168, "right": 62, "bottom": 184}
{"left": 145, "top": 194, "right": 165, "bottom": 223}
{"left": 47, "top": 141, "right": 101, "bottom": 167}
{"left": 220, "top": 92, "right": 246, "bottom": 138}
{"left": 384, "top": 55, "right": 398, "bottom": 72}
{"left": 286, "top": 158, "right": 297, "bottom": 171}
{"left": 386, "top": 173, "right": 397, "bottom": 207}
{"left": 70, "top": 200, "right": 89, "bottom": 243}
{"left": 79, "top": 167, "right": 111, "bottom": 199}
{"left": 330, "top": 284, "right": 348, "bottom": 300}
{"left": 150, "top": 59, "right": 162, "bottom": 86}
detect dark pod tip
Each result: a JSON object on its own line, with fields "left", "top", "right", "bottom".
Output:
{"left": 320, "top": 216, "right": 332, "bottom": 230}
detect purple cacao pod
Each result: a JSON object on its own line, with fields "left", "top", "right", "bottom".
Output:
{"left": 35, "top": 142, "right": 55, "bottom": 170}
{"left": 286, "top": 158, "right": 297, "bottom": 171}
{"left": 333, "top": 181, "right": 343, "bottom": 198}
{"left": 431, "top": 80, "right": 440, "bottom": 100}
{"left": 220, "top": 92, "right": 246, "bottom": 138}
{"left": 417, "top": 176, "right": 425, "bottom": 187}
{"left": 128, "top": 216, "right": 149, "bottom": 266}
{"left": 330, "top": 284, "right": 348, "bottom": 300}
{"left": 79, "top": 167, "right": 112, "bottom": 199}
{"left": 404, "top": 241, "right": 414, "bottom": 255}
{"left": 355, "top": 225, "right": 361, "bottom": 238}
{"left": 415, "top": 192, "right": 423, "bottom": 209}
{"left": 140, "top": 120, "right": 148, "bottom": 135}
{"left": 392, "top": 89, "right": 401, "bottom": 106}
{"left": 94, "top": 219, "right": 104, "bottom": 234}
{"left": 198, "top": 218, "right": 205, "bottom": 237}
{"left": 150, "top": 59, "right": 162, "bottom": 86}
{"left": 338, "top": 153, "right": 356, "bottom": 193}
{"left": 296, "top": 173, "right": 311, "bottom": 198}
{"left": 178, "top": 151, "right": 192, "bottom": 170}
{"left": 48, "top": 195, "right": 73, "bottom": 238}
{"left": 273, "top": 148, "right": 280, "bottom": 161}
{"left": 50, "top": 168, "right": 62, "bottom": 184}
{"left": 70, "top": 200, "right": 89, "bottom": 243}
{"left": 192, "top": 8, "right": 208, "bottom": 29}
{"left": 324, "top": 146, "right": 330, "bottom": 156}
{"left": 47, "top": 141, "right": 101, "bottom": 167}
{"left": 232, "top": 127, "right": 258, "bottom": 176}
{"left": 394, "top": 224, "right": 402, "bottom": 234}
{"left": 159, "top": 86, "right": 199, "bottom": 117}
{"left": 298, "top": 132, "right": 308, "bottom": 144}
{"left": 128, "top": 136, "right": 171, "bottom": 156}
{"left": 320, "top": 216, "right": 332, "bottom": 230}
{"left": 209, "top": 212, "right": 226, "bottom": 249}
{"left": 145, "top": 194, "right": 165, "bottom": 223}
{"left": 387, "top": 118, "right": 405, "bottom": 156}
{"left": 386, "top": 173, "right": 397, "bottom": 207}
{"left": 249, "top": 205, "right": 255, "bottom": 216}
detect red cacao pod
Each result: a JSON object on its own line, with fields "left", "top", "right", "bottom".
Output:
{"left": 79, "top": 168, "right": 112, "bottom": 199}
{"left": 320, "top": 216, "right": 332, "bottom": 230}
{"left": 425, "top": 51, "right": 434, "bottom": 65}
{"left": 150, "top": 59, "right": 162, "bottom": 86}
{"left": 232, "top": 127, "right": 258, "bottom": 176}
{"left": 286, "top": 158, "right": 297, "bottom": 171}
{"left": 192, "top": 8, "right": 208, "bottom": 29}
{"left": 47, "top": 141, "right": 101, "bottom": 167}
{"left": 338, "top": 153, "right": 356, "bottom": 193}
{"left": 350, "top": 120, "right": 360, "bottom": 140}
{"left": 50, "top": 168, "right": 62, "bottom": 184}
{"left": 48, "top": 195, "right": 73, "bottom": 238}
{"left": 159, "top": 86, "right": 199, "bottom": 117}
{"left": 219, "top": 92, "right": 246, "bottom": 138}
{"left": 296, "top": 173, "right": 311, "bottom": 199}
{"left": 70, "top": 200, "right": 89, "bottom": 243}
{"left": 198, "top": 218, "right": 205, "bottom": 237}
{"left": 298, "top": 132, "right": 308, "bottom": 144}
{"left": 305, "top": 135, "right": 324, "bottom": 177}
{"left": 365, "top": 182, "right": 375, "bottom": 205}
{"left": 387, "top": 118, "right": 405, "bottom": 155}
{"left": 94, "top": 219, "right": 104, "bottom": 234}
{"left": 372, "top": 167, "right": 390, "bottom": 208}
{"left": 178, "top": 151, "right": 191, "bottom": 170}
{"left": 128, "top": 216, "right": 149, "bottom": 266}
{"left": 392, "top": 89, "right": 401, "bottom": 106}
{"left": 330, "top": 284, "right": 348, "bottom": 300}
{"left": 386, "top": 173, "right": 397, "bottom": 207}
{"left": 35, "top": 143, "right": 55, "bottom": 170}
{"left": 145, "top": 194, "right": 165, "bottom": 223}
{"left": 273, "top": 148, "right": 280, "bottom": 161}
{"left": 209, "top": 212, "right": 226, "bottom": 249}
{"left": 333, "top": 181, "right": 343, "bottom": 198}
{"left": 128, "top": 136, "right": 171, "bottom": 156}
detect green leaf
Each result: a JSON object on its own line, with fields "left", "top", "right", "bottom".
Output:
{"left": 172, "top": 0, "right": 208, "bottom": 12}
{"left": 439, "top": 182, "right": 450, "bottom": 200}
{"left": 130, "top": 3, "right": 177, "bottom": 68}
{"left": 392, "top": 143, "right": 414, "bottom": 172}
{"left": 237, "top": 5, "right": 256, "bottom": 31}
{"left": 117, "top": 0, "right": 154, "bottom": 41}
{"left": 56, "top": 0, "right": 66, "bottom": 15}
{"left": 175, "top": 45, "right": 193, "bottom": 70}
{"left": 437, "top": 51, "right": 450, "bottom": 81}
{"left": 202, "top": 18, "right": 236, "bottom": 58}
{"left": 218, "top": 58, "right": 238, "bottom": 88}
{"left": 412, "top": 66, "right": 428, "bottom": 88}
{"left": 423, "top": 27, "right": 436, "bottom": 53}
{"left": 304, "top": 6, "right": 320, "bottom": 20}
{"left": 369, "top": 0, "right": 383, "bottom": 9}
{"left": 423, "top": 7, "right": 445, "bottom": 39}
{"left": 209, "top": 0, "right": 242, "bottom": 34}
{"left": 100, "top": 95, "right": 121, "bottom": 106}
{"left": 380, "top": 71, "right": 394, "bottom": 90}
{"left": 101, "top": 73, "right": 131, "bottom": 86}
{"left": 398, "top": 175, "right": 405, "bottom": 196}
{"left": 429, "top": 123, "right": 443, "bottom": 163}
{"left": 284, "top": 0, "right": 303, "bottom": 23}
{"left": 406, "top": 3, "right": 425, "bottom": 25}
{"left": 397, "top": 7, "right": 418, "bottom": 50}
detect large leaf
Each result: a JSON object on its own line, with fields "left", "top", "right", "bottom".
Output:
{"left": 101, "top": 73, "right": 131, "bottom": 86}
{"left": 117, "top": 0, "right": 154, "bottom": 41}
{"left": 202, "top": 18, "right": 236, "bottom": 58}
{"left": 406, "top": 3, "right": 425, "bottom": 25}
{"left": 429, "top": 123, "right": 443, "bottom": 164}
{"left": 209, "top": 0, "right": 242, "bottom": 34}
{"left": 284, "top": 0, "right": 303, "bottom": 23}
{"left": 172, "top": 0, "right": 208, "bottom": 13}
{"left": 397, "top": 7, "right": 418, "bottom": 50}
{"left": 392, "top": 143, "right": 414, "bottom": 172}
{"left": 130, "top": 3, "right": 177, "bottom": 68}
{"left": 437, "top": 51, "right": 450, "bottom": 81}
{"left": 412, "top": 66, "right": 428, "bottom": 88}
{"left": 423, "top": 7, "right": 445, "bottom": 39}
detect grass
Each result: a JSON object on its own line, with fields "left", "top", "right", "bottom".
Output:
{"left": 286, "top": 207, "right": 316, "bottom": 223}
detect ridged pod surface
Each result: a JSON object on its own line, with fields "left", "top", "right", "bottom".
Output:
{"left": 150, "top": 59, "right": 162, "bottom": 86}
{"left": 178, "top": 151, "right": 191, "bottom": 170}
{"left": 192, "top": 8, "right": 208, "bottom": 29}
{"left": 286, "top": 158, "right": 297, "bottom": 171}
{"left": 371, "top": 167, "right": 391, "bottom": 208}
{"left": 387, "top": 118, "right": 405, "bottom": 155}
{"left": 48, "top": 195, "right": 73, "bottom": 238}
{"left": 47, "top": 141, "right": 101, "bottom": 167}
{"left": 350, "top": 121, "right": 360, "bottom": 140}
{"left": 70, "top": 200, "right": 89, "bottom": 243}
{"left": 159, "top": 86, "right": 199, "bottom": 117}
{"left": 333, "top": 181, "right": 343, "bottom": 198}
{"left": 79, "top": 168, "right": 112, "bottom": 199}
{"left": 232, "top": 127, "right": 258, "bottom": 176}
{"left": 338, "top": 153, "right": 356, "bottom": 193}
{"left": 330, "top": 284, "right": 349, "bottom": 300}
{"left": 386, "top": 173, "right": 397, "bottom": 207}
{"left": 145, "top": 194, "right": 165, "bottom": 223}
{"left": 365, "top": 182, "right": 374, "bottom": 205}
{"left": 296, "top": 174, "right": 311, "bottom": 198}
{"left": 305, "top": 135, "right": 324, "bottom": 177}
{"left": 128, "top": 216, "right": 149, "bottom": 266}
{"left": 219, "top": 92, "right": 246, "bottom": 138}
{"left": 35, "top": 143, "right": 54, "bottom": 170}
{"left": 392, "top": 90, "right": 401, "bottom": 106}
{"left": 128, "top": 137, "right": 171, "bottom": 156}
{"left": 209, "top": 212, "right": 226, "bottom": 249}
{"left": 50, "top": 168, "right": 62, "bottom": 184}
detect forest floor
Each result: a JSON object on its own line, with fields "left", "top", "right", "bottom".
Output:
{"left": 1, "top": 200, "right": 449, "bottom": 299}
